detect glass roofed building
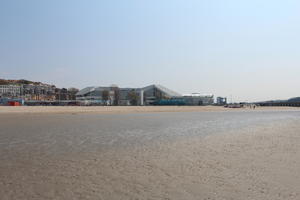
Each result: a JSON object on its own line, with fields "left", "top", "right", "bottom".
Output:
{"left": 76, "top": 84, "right": 214, "bottom": 106}
{"left": 182, "top": 93, "right": 214, "bottom": 105}
{"left": 76, "top": 84, "right": 182, "bottom": 106}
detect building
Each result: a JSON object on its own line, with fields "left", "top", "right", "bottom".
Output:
{"left": 76, "top": 84, "right": 215, "bottom": 106}
{"left": 22, "top": 84, "right": 56, "bottom": 100}
{"left": 142, "top": 85, "right": 182, "bottom": 105}
{"left": 217, "top": 97, "right": 227, "bottom": 105}
{"left": 118, "top": 88, "right": 139, "bottom": 106}
{"left": 0, "top": 80, "right": 78, "bottom": 102}
{"left": 76, "top": 86, "right": 120, "bottom": 105}
{"left": 76, "top": 84, "right": 182, "bottom": 106}
{"left": 182, "top": 93, "right": 214, "bottom": 105}
{"left": 0, "top": 85, "right": 21, "bottom": 98}
{"left": 0, "top": 80, "right": 215, "bottom": 106}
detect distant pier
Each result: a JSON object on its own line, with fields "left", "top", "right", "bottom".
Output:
{"left": 258, "top": 102, "right": 300, "bottom": 107}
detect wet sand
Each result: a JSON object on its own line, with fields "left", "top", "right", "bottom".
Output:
{"left": 1, "top": 110, "right": 300, "bottom": 199}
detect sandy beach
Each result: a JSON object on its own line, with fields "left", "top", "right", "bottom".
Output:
{"left": 0, "top": 108, "right": 300, "bottom": 200}
{"left": 0, "top": 105, "right": 299, "bottom": 114}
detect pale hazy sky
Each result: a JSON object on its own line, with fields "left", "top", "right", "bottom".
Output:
{"left": 1, "top": 0, "right": 300, "bottom": 102}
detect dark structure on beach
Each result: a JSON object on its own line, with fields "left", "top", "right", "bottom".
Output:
{"left": 257, "top": 97, "right": 300, "bottom": 107}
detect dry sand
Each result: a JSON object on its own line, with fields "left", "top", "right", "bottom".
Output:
{"left": 0, "top": 105, "right": 299, "bottom": 114}
{"left": 1, "top": 113, "right": 300, "bottom": 199}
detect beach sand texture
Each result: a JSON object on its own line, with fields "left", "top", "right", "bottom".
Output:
{"left": 0, "top": 108, "right": 300, "bottom": 199}
{"left": 0, "top": 105, "right": 299, "bottom": 114}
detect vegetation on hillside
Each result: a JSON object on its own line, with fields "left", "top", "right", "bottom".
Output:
{"left": 0, "top": 79, "right": 51, "bottom": 86}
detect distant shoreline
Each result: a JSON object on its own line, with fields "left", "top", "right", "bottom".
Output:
{"left": 0, "top": 105, "right": 299, "bottom": 114}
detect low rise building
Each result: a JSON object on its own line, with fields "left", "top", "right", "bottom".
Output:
{"left": 217, "top": 97, "right": 227, "bottom": 105}
{"left": 76, "top": 84, "right": 182, "bottom": 106}
{"left": 183, "top": 93, "right": 214, "bottom": 105}
{"left": 76, "top": 86, "right": 118, "bottom": 105}
{"left": 76, "top": 84, "right": 215, "bottom": 106}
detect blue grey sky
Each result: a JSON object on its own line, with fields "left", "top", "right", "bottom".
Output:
{"left": 0, "top": 0, "right": 299, "bottom": 102}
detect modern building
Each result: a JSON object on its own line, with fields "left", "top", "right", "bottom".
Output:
{"left": 182, "top": 93, "right": 214, "bottom": 105}
{"left": 76, "top": 84, "right": 182, "bottom": 106}
{"left": 142, "top": 84, "right": 182, "bottom": 105}
{"left": 118, "top": 88, "right": 140, "bottom": 106}
{"left": 76, "top": 86, "right": 119, "bottom": 105}
{"left": 217, "top": 97, "right": 227, "bottom": 105}
{"left": 76, "top": 84, "right": 215, "bottom": 106}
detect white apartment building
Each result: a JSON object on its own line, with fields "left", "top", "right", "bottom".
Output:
{"left": 0, "top": 85, "right": 21, "bottom": 97}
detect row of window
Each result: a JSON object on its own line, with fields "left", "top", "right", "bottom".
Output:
{"left": 0, "top": 86, "right": 20, "bottom": 88}
{"left": 0, "top": 89, "right": 20, "bottom": 92}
